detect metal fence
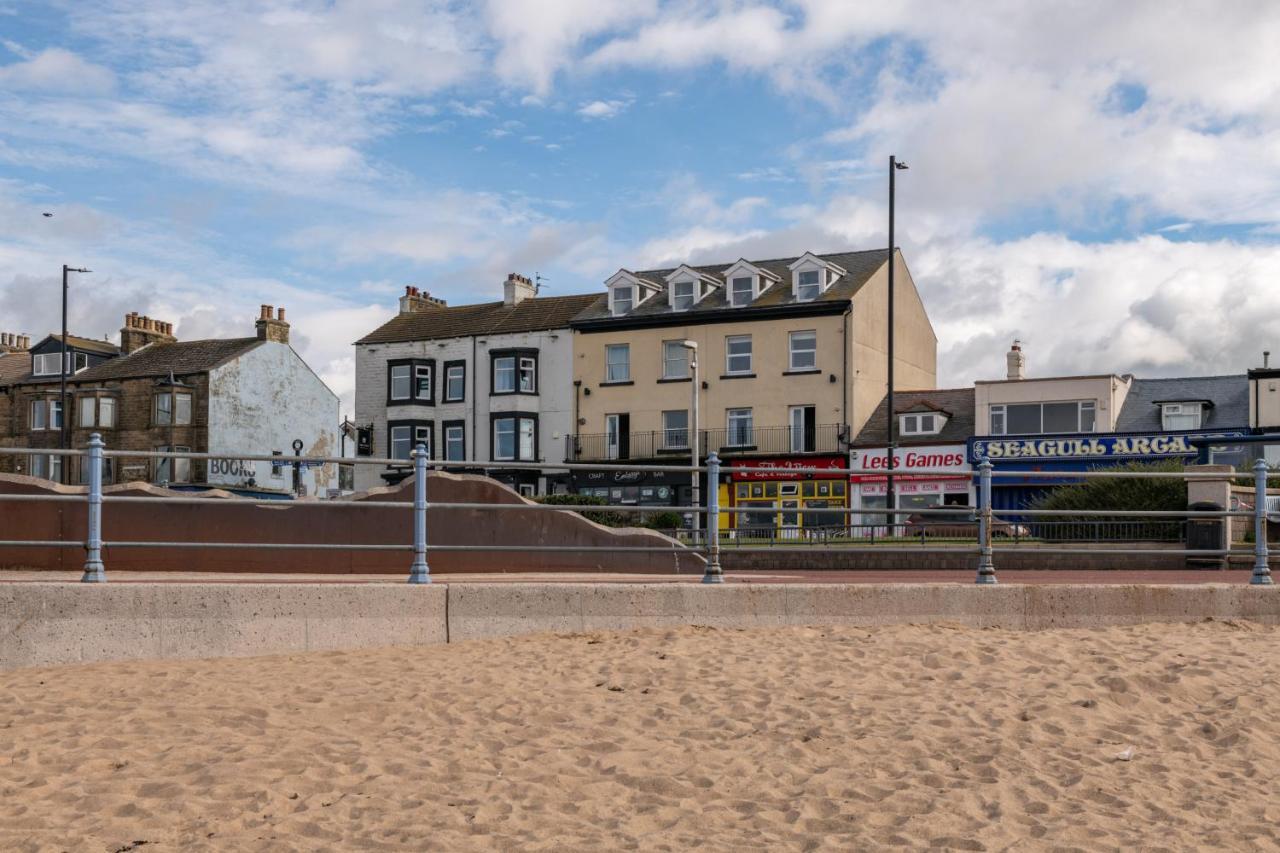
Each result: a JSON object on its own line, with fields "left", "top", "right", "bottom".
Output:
{"left": 0, "top": 438, "right": 1275, "bottom": 586}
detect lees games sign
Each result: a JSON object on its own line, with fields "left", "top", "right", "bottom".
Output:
{"left": 969, "top": 431, "right": 1248, "bottom": 463}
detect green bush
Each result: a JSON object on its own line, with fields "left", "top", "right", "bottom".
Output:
{"left": 643, "top": 510, "right": 684, "bottom": 531}
{"left": 535, "top": 493, "right": 631, "bottom": 527}
{"left": 1030, "top": 459, "right": 1188, "bottom": 541}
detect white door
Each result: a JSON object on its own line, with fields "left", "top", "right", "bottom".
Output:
{"left": 605, "top": 414, "right": 620, "bottom": 460}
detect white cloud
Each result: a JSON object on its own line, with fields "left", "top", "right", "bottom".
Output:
{"left": 576, "top": 98, "right": 630, "bottom": 119}
{"left": 0, "top": 47, "right": 116, "bottom": 95}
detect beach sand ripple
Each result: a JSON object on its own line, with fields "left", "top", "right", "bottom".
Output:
{"left": 2, "top": 621, "right": 1280, "bottom": 851}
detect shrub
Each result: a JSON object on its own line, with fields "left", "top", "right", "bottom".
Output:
{"left": 535, "top": 493, "right": 631, "bottom": 527}
{"left": 643, "top": 510, "right": 685, "bottom": 531}
{"left": 1029, "top": 459, "right": 1188, "bottom": 541}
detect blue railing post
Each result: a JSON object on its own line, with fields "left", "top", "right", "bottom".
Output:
{"left": 975, "top": 456, "right": 996, "bottom": 585}
{"left": 702, "top": 452, "right": 724, "bottom": 584}
{"left": 408, "top": 443, "right": 431, "bottom": 584}
{"left": 81, "top": 433, "right": 106, "bottom": 583}
{"left": 1252, "top": 458, "right": 1272, "bottom": 585}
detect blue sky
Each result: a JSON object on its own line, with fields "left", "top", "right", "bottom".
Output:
{"left": 3, "top": 1, "right": 1280, "bottom": 414}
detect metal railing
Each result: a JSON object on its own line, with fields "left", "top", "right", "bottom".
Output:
{"left": 568, "top": 423, "right": 844, "bottom": 461}
{"left": 0, "top": 441, "right": 1276, "bottom": 586}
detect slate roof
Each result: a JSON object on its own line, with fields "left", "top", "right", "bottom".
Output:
{"left": 356, "top": 294, "right": 601, "bottom": 345}
{"left": 41, "top": 334, "right": 120, "bottom": 356}
{"left": 853, "top": 387, "right": 976, "bottom": 446}
{"left": 73, "top": 338, "right": 263, "bottom": 382}
{"left": 571, "top": 249, "right": 891, "bottom": 325}
{"left": 1114, "top": 375, "right": 1249, "bottom": 432}
{"left": 0, "top": 352, "right": 28, "bottom": 387}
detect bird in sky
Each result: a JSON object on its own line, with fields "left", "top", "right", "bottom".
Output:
{"left": 42, "top": 212, "right": 52, "bottom": 217}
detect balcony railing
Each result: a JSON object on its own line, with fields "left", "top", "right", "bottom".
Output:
{"left": 567, "top": 423, "right": 846, "bottom": 462}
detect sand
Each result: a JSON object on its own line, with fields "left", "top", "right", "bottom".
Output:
{"left": 2, "top": 622, "right": 1279, "bottom": 852}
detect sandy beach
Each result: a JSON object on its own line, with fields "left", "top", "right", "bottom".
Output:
{"left": 2, "top": 621, "right": 1278, "bottom": 851}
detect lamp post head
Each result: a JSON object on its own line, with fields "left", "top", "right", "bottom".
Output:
{"left": 893, "top": 161, "right": 908, "bottom": 170}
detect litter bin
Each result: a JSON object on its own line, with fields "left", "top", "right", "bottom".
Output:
{"left": 1186, "top": 500, "right": 1226, "bottom": 569}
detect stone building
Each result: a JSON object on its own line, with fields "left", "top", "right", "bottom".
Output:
{"left": 0, "top": 307, "right": 340, "bottom": 496}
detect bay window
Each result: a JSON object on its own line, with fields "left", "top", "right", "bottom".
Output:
{"left": 154, "top": 391, "right": 192, "bottom": 426}
{"left": 387, "top": 359, "right": 434, "bottom": 405}
{"left": 492, "top": 415, "right": 537, "bottom": 461}
{"left": 492, "top": 350, "right": 538, "bottom": 395}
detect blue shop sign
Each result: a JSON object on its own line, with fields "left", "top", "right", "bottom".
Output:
{"left": 968, "top": 430, "right": 1249, "bottom": 465}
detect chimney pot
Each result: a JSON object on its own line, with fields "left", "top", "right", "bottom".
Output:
{"left": 277, "top": 307, "right": 286, "bottom": 323}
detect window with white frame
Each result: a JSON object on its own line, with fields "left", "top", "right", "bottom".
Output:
{"left": 415, "top": 364, "right": 432, "bottom": 400}
{"left": 900, "top": 413, "right": 942, "bottom": 436}
{"left": 662, "top": 410, "right": 689, "bottom": 449}
{"left": 389, "top": 425, "right": 413, "bottom": 461}
{"left": 78, "top": 396, "right": 116, "bottom": 429}
{"left": 788, "top": 330, "right": 817, "bottom": 371}
{"left": 493, "top": 415, "right": 537, "bottom": 461}
{"left": 605, "top": 344, "right": 630, "bottom": 382}
{"left": 518, "top": 357, "right": 536, "bottom": 392}
{"left": 493, "top": 356, "right": 515, "bottom": 393}
{"left": 796, "top": 269, "right": 821, "bottom": 301}
{"left": 30, "top": 454, "right": 63, "bottom": 482}
{"left": 989, "top": 401, "right": 1096, "bottom": 435}
{"left": 725, "top": 335, "right": 752, "bottom": 374}
{"left": 730, "top": 276, "right": 753, "bottom": 307}
{"left": 32, "top": 351, "right": 87, "bottom": 377}
{"left": 662, "top": 340, "right": 689, "bottom": 379}
{"left": 154, "top": 391, "right": 192, "bottom": 426}
{"left": 389, "top": 363, "right": 411, "bottom": 401}
{"left": 1162, "top": 403, "right": 1203, "bottom": 431}
{"left": 671, "top": 279, "right": 695, "bottom": 311}
{"left": 155, "top": 446, "right": 191, "bottom": 484}
{"left": 611, "top": 285, "right": 634, "bottom": 316}
{"left": 444, "top": 423, "right": 465, "bottom": 461}
{"left": 492, "top": 351, "right": 537, "bottom": 395}
{"left": 30, "top": 399, "right": 63, "bottom": 431}
{"left": 444, "top": 363, "right": 465, "bottom": 402}
{"left": 387, "top": 359, "right": 433, "bottom": 404}
{"left": 727, "top": 407, "right": 753, "bottom": 446}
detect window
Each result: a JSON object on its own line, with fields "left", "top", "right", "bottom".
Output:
{"left": 493, "top": 415, "right": 537, "bottom": 461}
{"left": 389, "top": 364, "right": 411, "bottom": 401}
{"left": 789, "top": 331, "right": 817, "bottom": 371}
{"left": 727, "top": 408, "right": 753, "bottom": 446}
{"left": 612, "top": 285, "right": 634, "bottom": 316}
{"left": 155, "top": 446, "right": 191, "bottom": 484}
{"left": 519, "top": 357, "right": 536, "bottom": 393}
{"left": 32, "top": 351, "right": 87, "bottom": 377}
{"left": 389, "top": 422, "right": 433, "bottom": 461}
{"left": 725, "top": 335, "right": 752, "bottom": 374}
{"left": 901, "top": 413, "right": 940, "bottom": 436}
{"left": 671, "top": 279, "right": 695, "bottom": 311}
{"left": 78, "top": 457, "right": 113, "bottom": 486}
{"left": 388, "top": 360, "right": 433, "bottom": 404}
{"left": 789, "top": 405, "right": 816, "bottom": 453}
{"left": 414, "top": 424, "right": 433, "bottom": 458}
{"left": 492, "top": 351, "right": 537, "bottom": 395}
{"left": 989, "top": 401, "right": 1096, "bottom": 435}
{"left": 605, "top": 344, "right": 630, "bottom": 382}
{"left": 444, "top": 423, "right": 465, "bottom": 461}
{"left": 30, "top": 454, "right": 63, "bottom": 482}
{"left": 662, "top": 340, "right": 689, "bottom": 379}
{"left": 1162, "top": 403, "right": 1203, "bottom": 431}
{"left": 155, "top": 391, "right": 192, "bottom": 426}
{"left": 797, "top": 269, "right": 821, "bottom": 301}
{"left": 605, "top": 414, "right": 623, "bottom": 460}
{"left": 730, "top": 276, "right": 753, "bottom": 307}
{"left": 662, "top": 410, "right": 689, "bottom": 449}
{"left": 29, "top": 399, "right": 62, "bottom": 431}
{"left": 78, "top": 396, "right": 116, "bottom": 429}
{"left": 444, "top": 362, "right": 465, "bottom": 402}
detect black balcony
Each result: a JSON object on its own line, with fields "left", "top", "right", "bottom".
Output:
{"left": 567, "top": 423, "right": 845, "bottom": 462}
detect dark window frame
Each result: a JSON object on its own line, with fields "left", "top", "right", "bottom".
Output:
{"left": 490, "top": 411, "right": 539, "bottom": 462}
{"left": 387, "top": 358, "right": 435, "bottom": 407}
{"left": 490, "top": 348, "right": 539, "bottom": 397}
{"left": 388, "top": 418, "right": 435, "bottom": 461}
{"left": 442, "top": 419, "right": 466, "bottom": 462}
{"left": 442, "top": 360, "right": 467, "bottom": 403}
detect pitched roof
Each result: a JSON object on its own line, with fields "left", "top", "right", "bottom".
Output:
{"left": 356, "top": 293, "right": 600, "bottom": 345}
{"left": 1114, "top": 375, "right": 1249, "bottom": 432}
{"left": 0, "top": 352, "right": 28, "bottom": 387}
{"left": 36, "top": 333, "right": 120, "bottom": 356}
{"left": 853, "top": 387, "right": 977, "bottom": 446}
{"left": 572, "top": 249, "right": 889, "bottom": 326}
{"left": 73, "top": 338, "right": 262, "bottom": 382}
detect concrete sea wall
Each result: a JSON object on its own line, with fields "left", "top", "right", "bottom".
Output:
{"left": 2, "top": 582, "right": 1278, "bottom": 670}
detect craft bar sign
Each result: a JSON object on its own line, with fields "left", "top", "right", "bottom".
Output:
{"left": 969, "top": 431, "right": 1249, "bottom": 463}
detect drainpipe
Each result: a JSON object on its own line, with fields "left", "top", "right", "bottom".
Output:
{"left": 470, "top": 336, "right": 477, "bottom": 462}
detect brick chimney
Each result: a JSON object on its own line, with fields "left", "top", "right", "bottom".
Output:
{"left": 255, "top": 305, "right": 290, "bottom": 344}
{"left": 398, "top": 286, "right": 447, "bottom": 315}
{"left": 1007, "top": 339, "right": 1026, "bottom": 380}
{"left": 120, "top": 313, "right": 177, "bottom": 355}
{"left": 503, "top": 272, "right": 536, "bottom": 306}
{"left": 0, "top": 332, "right": 29, "bottom": 353}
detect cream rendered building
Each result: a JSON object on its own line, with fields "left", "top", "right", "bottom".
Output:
{"left": 567, "top": 249, "right": 936, "bottom": 518}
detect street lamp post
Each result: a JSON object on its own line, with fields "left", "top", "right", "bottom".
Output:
{"left": 680, "top": 340, "right": 700, "bottom": 539}
{"left": 886, "top": 156, "right": 907, "bottom": 535}
{"left": 60, "top": 265, "right": 91, "bottom": 484}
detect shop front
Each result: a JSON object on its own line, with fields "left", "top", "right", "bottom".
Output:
{"left": 850, "top": 444, "right": 973, "bottom": 534}
{"left": 968, "top": 430, "right": 1250, "bottom": 513}
{"left": 724, "top": 456, "right": 848, "bottom": 539}
{"left": 569, "top": 467, "right": 687, "bottom": 508}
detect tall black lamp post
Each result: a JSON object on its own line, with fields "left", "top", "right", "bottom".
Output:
{"left": 886, "top": 156, "right": 907, "bottom": 534}
{"left": 60, "top": 264, "right": 91, "bottom": 483}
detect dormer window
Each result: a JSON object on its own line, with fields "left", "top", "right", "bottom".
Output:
{"left": 900, "top": 412, "right": 946, "bottom": 436}
{"left": 671, "top": 280, "right": 695, "bottom": 311}
{"left": 730, "top": 276, "right": 753, "bottom": 307}
{"left": 797, "top": 270, "right": 821, "bottom": 301}
{"left": 788, "top": 252, "right": 846, "bottom": 302}
{"left": 721, "top": 259, "right": 779, "bottom": 308}
{"left": 611, "top": 285, "right": 634, "bottom": 316}
{"left": 33, "top": 351, "right": 87, "bottom": 377}
{"left": 1161, "top": 402, "right": 1203, "bottom": 431}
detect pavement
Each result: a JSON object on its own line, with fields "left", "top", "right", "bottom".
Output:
{"left": 0, "top": 569, "right": 1264, "bottom": 584}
